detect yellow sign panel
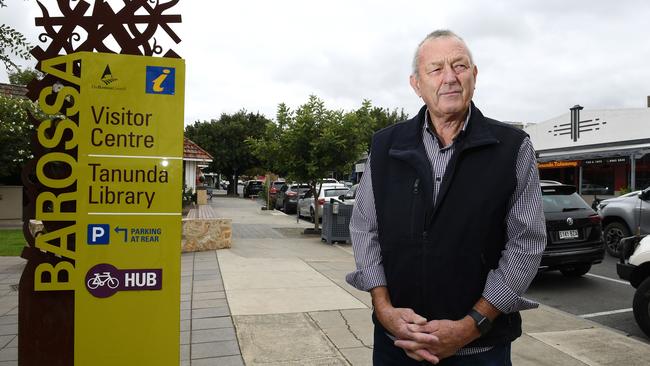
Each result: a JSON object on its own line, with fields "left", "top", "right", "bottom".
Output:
{"left": 37, "top": 52, "right": 184, "bottom": 365}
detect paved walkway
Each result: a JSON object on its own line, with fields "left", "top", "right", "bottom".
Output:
{"left": 2, "top": 195, "right": 650, "bottom": 365}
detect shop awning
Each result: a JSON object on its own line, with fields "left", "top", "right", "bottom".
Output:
{"left": 536, "top": 140, "right": 650, "bottom": 163}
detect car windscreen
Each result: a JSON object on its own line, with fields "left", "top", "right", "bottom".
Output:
{"left": 324, "top": 189, "right": 349, "bottom": 197}
{"left": 541, "top": 192, "right": 591, "bottom": 213}
{"left": 249, "top": 181, "right": 263, "bottom": 186}
{"left": 273, "top": 182, "right": 285, "bottom": 188}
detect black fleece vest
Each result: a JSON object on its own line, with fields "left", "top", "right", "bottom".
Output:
{"left": 370, "top": 104, "right": 527, "bottom": 347}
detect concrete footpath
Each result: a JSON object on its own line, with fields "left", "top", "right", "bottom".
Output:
{"left": 2, "top": 196, "right": 650, "bottom": 365}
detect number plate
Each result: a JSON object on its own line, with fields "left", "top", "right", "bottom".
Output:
{"left": 559, "top": 229, "right": 579, "bottom": 240}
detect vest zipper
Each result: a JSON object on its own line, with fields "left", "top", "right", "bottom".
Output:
{"left": 411, "top": 178, "right": 420, "bottom": 239}
{"left": 413, "top": 177, "right": 427, "bottom": 313}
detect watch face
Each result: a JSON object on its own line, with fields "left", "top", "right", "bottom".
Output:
{"left": 477, "top": 317, "right": 492, "bottom": 334}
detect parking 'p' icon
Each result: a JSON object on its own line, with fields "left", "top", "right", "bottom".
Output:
{"left": 88, "top": 224, "right": 110, "bottom": 245}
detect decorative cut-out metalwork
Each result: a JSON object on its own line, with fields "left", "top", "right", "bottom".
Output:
{"left": 32, "top": 0, "right": 182, "bottom": 61}
{"left": 20, "top": 2, "right": 182, "bottom": 365}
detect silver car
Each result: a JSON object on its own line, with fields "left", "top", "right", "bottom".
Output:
{"left": 598, "top": 187, "right": 650, "bottom": 256}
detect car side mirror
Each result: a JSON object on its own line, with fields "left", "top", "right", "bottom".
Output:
{"left": 640, "top": 188, "right": 650, "bottom": 201}
{"left": 338, "top": 194, "right": 345, "bottom": 201}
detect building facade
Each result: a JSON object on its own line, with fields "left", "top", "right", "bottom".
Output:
{"left": 183, "top": 137, "right": 213, "bottom": 193}
{"left": 525, "top": 104, "right": 650, "bottom": 196}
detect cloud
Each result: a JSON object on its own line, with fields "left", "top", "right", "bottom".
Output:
{"left": 2, "top": 0, "right": 650, "bottom": 125}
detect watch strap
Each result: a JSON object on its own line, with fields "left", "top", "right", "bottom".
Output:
{"left": 468, "top": 308, "right": 492, "bottom": 336}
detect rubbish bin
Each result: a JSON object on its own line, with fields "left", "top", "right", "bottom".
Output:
{"left": 321, "top": 201, "right": 353, "bottom": 244}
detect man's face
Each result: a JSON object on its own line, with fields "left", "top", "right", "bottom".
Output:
{"left": 409, "top": 36, "right": 477, "bottom": 119}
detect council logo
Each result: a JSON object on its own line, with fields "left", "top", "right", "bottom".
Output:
{"left": 91, "top": 64, "right": 126, "bottom": 91}
{"left": 100, "top": 65, "right": 118, "bottom": 85}
{"left": 145, "top": 66, "right": 175, "bottom": 95}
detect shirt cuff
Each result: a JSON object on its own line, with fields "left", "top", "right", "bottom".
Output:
{"left": 345, "top": 264, "right": 387, "bottom": 292}
{"left": 482, "top": 270, "right": 539, "bottom": 313}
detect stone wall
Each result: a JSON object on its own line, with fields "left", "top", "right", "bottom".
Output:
{"left": 181, "top": 218, "right": 232, "bottom": 252}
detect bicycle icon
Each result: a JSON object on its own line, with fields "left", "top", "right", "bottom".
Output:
{"left": 87, "top": 271, "right": 119, "bottom": 290}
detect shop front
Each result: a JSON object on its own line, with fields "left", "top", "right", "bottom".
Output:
{"left": 526, "top": 104, "right": 650, "bottom": 197}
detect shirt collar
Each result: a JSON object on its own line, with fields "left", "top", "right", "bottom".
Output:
{"left": 423, "top": 106, "right": 472, "bottom": 143}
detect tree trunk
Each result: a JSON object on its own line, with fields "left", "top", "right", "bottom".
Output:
{"left": 313, "top": 181, "right": 322, "bottom": 231}
{"left": 232, "top": 174, "right": 240, "bottom": 197}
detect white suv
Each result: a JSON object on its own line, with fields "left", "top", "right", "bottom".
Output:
{"left": 297, "top": 183, "right": 349, "bottom": 222}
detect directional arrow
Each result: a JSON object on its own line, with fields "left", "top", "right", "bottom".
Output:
{"left": 114, "top": 226, "right": 128, "bottom": 242}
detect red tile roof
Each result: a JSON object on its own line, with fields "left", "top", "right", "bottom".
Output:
{"left": 0, "top": 83, "right": 28, "bottom": 98}
{"left": 183, "top": 137, "right": 213, "bottom": 162}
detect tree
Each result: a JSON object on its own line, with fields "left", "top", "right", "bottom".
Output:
{"left": 0, "top": 94, "right": 35, "bottom": 183}
{"left": 8, "top": 67, "right": 42, "bottom": 86}
{"left": 184, "top": 110, "right": 271, "bottom": 196}
{"left": 250, "top": 95, "right": 366, "bottom": 230}
{"left": 354, "top": 99, "right": 409, "bottom": 152}
{"left": 1, "top": 1, "right": 32, "bottom": 71}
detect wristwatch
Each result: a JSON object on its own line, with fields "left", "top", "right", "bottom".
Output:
{"left": 468, "top": 309, "right": 492, "bottom": 336}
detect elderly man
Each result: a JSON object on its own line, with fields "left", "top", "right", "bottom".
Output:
{"left": 346, "top": 30, "right": 546, "bottom": 365}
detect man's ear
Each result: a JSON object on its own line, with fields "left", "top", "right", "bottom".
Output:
{"left": 409, "top": 74, "right": 421, "bottom": 97}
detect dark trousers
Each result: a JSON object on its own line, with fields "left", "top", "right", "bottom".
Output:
{"left": 373, "top": 326, "right": 512, "bottom": 366}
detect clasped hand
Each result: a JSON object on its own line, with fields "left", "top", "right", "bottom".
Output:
{"left": 376, "top": 306, "right": 479, "bottom": 364}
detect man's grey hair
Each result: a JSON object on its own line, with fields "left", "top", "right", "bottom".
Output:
{"left": 411, "top": 29, "right": 474, "bottom": 76}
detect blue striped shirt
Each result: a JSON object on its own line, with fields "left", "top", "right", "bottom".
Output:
{"left": 346, "top": 109, "right": 546, "bottom": 355}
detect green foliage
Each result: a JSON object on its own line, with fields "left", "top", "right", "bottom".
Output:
{"left": 250, "top": 97, "right": 407, "bottom": 186}
{"left": 259, "top": 178, "right": 274, "bottom": 207}
{"left": 0, "top": 229, "right": 26, "bottom": 256}
{"left": 184, "top": 110, "right": 271, "bottom": 195}
{"left": 0, "top": 1, "right": 32, "bottom": 71}
{"left": 8, "top": 67, "right": 42, "bottom": 86}
{"left": 0, "top": 95, "right": 35, "bottom": 181}
{"left": 355, "top": 99, "right": 409, "bottom": 152}
{"left": 249, "top": 96, "right": 370, "bottom": 228}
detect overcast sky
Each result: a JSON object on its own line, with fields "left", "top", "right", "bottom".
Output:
{"left": 2, "top": 0, "right": 650, "bottom": 125}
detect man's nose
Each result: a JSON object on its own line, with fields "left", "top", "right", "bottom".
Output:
{"left": 441, "top": 65, "right": 457, "bottom": 84}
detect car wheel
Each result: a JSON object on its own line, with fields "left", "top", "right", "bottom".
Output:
{"left": 633, "top": 277, "right": 650, "bottom": 338}
{"left": 559, "top": 263, "right": 591, "bottom": 277}
{"left": 283, "top": 202, "right": 290, "bottom": 214}
{"left": 604, "top": 221, "right": 631, "bottom": 257}
{"left": 310, "top": 207, "right": 315, "bottom": 223}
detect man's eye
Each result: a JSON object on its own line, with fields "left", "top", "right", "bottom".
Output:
{"left": 454, "top": 64, "right": 468, "bottom": 72}
{"left": 427, "top": 68, "right": 441, "bottom": 74}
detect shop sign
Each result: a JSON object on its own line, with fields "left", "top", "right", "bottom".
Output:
{"left": 583, "top": 157, "right": 629, "bottom": 165}
{"left": 538, "top": 161, "right": 579, "bottom": 169}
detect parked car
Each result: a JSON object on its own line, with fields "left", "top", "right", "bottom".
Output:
{"left": 616, "top": 189, "right": 650, "bottom": 337}
{"left": 339, "top": 184, "right": 358, "bottom": 206}
{"left": 618, "top": 234, "right": 650, "bottom": 337}
{"left": 598, "top": 186, "right": 650, "bottom": 256}
{"left": 243, "top": 180, "right": 264, "bottom": 198}
{"left": 539, "top": 181, "right": 605, "bottom": 277}
{"left": 581, "top": 183, "right": 610, "bottom": 195}
{"left": 269, "top": 179, "right": 286, "bottom": 201}
{"left": 297, "top": 184, "right": 349, "bottom": 222}
{"left": 275, "top": 183, "right": 310, "bottom": 213}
